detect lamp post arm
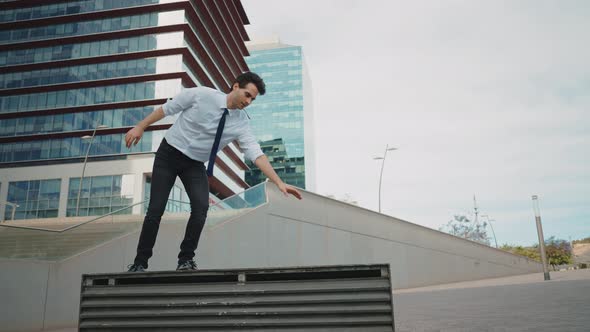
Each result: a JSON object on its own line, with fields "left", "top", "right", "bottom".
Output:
{"left": 481, "top": 214, "right": 499, "bottom": 248}
{"left": 75, "top": 127, "right": 98, "bottom": 216}
{"left": 488, "top": 219, "right": 498, "bottom": 248}
{"left": 377, "top": 144, "right": 390, "bottom": 213}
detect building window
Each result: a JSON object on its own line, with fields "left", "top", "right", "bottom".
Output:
{"left": 0, "top": 0, "right": 160, "bottom": 23}
{"left": 67, "top": 174, "right": 134, "bottom": 217}
{"left": 0, "top": 58, "right": 161, "bottom": 89}
{"left": 6, "top": 179, "right": 61, "bottom": 220}
{"left": 0, "top": 131, "right": 156, "bottom": 163}
{"left": 144, "top": 176, "right": 190, "bottom": 213}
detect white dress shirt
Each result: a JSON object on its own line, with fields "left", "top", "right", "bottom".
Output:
{"left": 162, "top": 87, "right": 264, "bottom": 163}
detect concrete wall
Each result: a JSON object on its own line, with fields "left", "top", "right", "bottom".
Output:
{"left": 196, "top": 185, "right": 541, "bottom": 288}
{"left": 0, "top": 184, "right": 541, "bottom": 331}
{"left": 0, "top": 260, "right": 50, "bottom": 331}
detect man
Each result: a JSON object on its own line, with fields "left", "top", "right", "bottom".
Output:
{"left": 125, "top": 72, "right": 302, "bottom": 272}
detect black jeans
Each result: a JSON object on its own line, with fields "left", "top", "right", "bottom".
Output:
{"left": 134, "top": 138, "right": 209, "bottom": 268}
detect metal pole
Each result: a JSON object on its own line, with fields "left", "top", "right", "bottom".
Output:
{"left": 532, "top": 195, "right": 550, "bottom": 280}
{"left": 377, "top": 144, "right": 389, "bottom": 213}
{"left": 374, "top": 145, "right": 397, "bottom": 214}
{"left": 75, "top": 127, "right": 98, "bottom": 216}
{"left": 4, "top": 202, "right": 19, "bottom": 221}
{"left": 481, "top": 214, "right": 499, "bottom": 248}
{"left": 488, "top": 219, "right": 498, "bottom": 248}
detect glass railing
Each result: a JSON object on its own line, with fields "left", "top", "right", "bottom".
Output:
{"left": 0, "top": 182, "right": 268, "bottom": 261}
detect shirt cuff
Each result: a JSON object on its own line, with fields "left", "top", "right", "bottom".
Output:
{"left": 161, "top": 100, "right": 173, "bottom": 116}
{"left": 246, "top": 150, "right": 265, "bottom": 163}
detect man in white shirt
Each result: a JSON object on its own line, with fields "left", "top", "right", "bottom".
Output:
{"left": 125, "top": 72, "right": 302, "bottom": 272}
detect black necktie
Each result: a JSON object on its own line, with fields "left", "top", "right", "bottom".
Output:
{"left": 207, "top": 108, "right": 229, "bottom": 176}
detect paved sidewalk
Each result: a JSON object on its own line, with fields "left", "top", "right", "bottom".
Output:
{"left": 393, "top": 269, "right": 590, "bottom": 332}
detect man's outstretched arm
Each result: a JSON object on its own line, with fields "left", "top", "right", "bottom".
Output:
{"left": 125, "top": 106, "right": 165, "bottom": 148}
{"left": 254, "top": 155, "right": 302, "bottom": 200}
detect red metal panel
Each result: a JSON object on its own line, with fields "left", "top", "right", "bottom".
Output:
{"left": 204, "top": 0, "right": 248, "bottom": 71}
{"left": 215, "top": 155, "right": 249, "bottom": 189}
{"left": 181, "top": 26, "right": 230, "bottom": 90}
{"left": 208, "top": 174, "right": 235, "bottom": 199}
{"left": 222, "top": 145, "right": 249, "bottom": 171}
{"left": 232, "top": 0, "right": 250, "bottom": 25}
{"left": 220, "top": 0, "right": 249, "bottom": 56}
{"left": 224, "top": 0, "right": 250, "bottom": 42}
{"left": 188, "top": 1, "right": 240, "bottom": 78}
{"left": 181, "top": 50, "right": 214, "bottom": 88}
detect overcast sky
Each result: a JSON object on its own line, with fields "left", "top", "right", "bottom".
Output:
{"left": 241, "top": 0, "right": 590, "bottom": 246}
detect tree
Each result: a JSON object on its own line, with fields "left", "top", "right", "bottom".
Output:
{"left": 439, "top": 214, "right": 491, "bottom": 245}
{"left": 544, "top": 236, "right": 573, "bottom": 269}
{"left": 500, "top": 244, "right": 540, "bottom": 262}
{"left": 501, "top": 237, "right": 573, "bottom": 270}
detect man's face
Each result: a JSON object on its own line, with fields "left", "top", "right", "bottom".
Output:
{"left": 232, "top": 82, "right": 259, "bottom": 109}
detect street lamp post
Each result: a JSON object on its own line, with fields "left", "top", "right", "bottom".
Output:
{"left": 373, "top": 144, "right": 397, "bottom": 213}
{"left": 532, "top": 195, "right": 550, "bottom": 281}
{"left": 480, "top": 214, "right": 499, "bottom": 248}
{"left": 2, "top": 201, "right": 19, "bottom": 221}
{"left": 75, "top": 125, "right": 108, "bottom": 216}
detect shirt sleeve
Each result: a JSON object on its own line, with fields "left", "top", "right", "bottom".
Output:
{"left": 162, "top": 88, "right": 199, "bottom": 116}
{"left": 237, "top": 125, "right": 264, "bottom": 163}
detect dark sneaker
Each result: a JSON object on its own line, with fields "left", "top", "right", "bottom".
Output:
{"left": 127, "top": 263, "right": 146, "bottom": 272}
{"left": 176, "top": 260, "right": 197, "bottom": 271}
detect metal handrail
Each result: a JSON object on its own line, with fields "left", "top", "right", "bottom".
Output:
{"left": 0, "top": 182, "right": 268, "bottom": 233}
{"left": 0, "top": 198, "right": 191, "bottom": 233}
{"left": 3, "top": 201, "right": 19, "bottom": 221}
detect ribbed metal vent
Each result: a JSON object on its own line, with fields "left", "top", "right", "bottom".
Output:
{"left": 80, "top": 264, "right": 394, "bottom": 331}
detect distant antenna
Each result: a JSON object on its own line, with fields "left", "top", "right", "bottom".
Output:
{"left": 473, "top": 195, "right": 479, "bottom": 225}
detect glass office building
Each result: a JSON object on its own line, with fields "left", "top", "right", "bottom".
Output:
{"left": 244, "top": 39, "right": 315, "bottom": 190}
{"left": 0, "top": 0, "right": 254, "bottom": 220}
{"left": 245, "top": 138, "right": 305, "bottom": 188}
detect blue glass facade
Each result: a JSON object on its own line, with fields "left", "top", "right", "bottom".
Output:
{"left": 0, "top": 12, "right": 159, "bottom": 44}
{"left": 0, "top": 106, "right": 153, "bottom": 137}
{"left": 1, "top": 81, "right": 158, "bottom": 113}
{"left": 0, "top": 58, "right": 158, "bottom": 89}
{"left": 0, "top": 0, "right": 252, "bottom": 219}
{"left": 67, "top": 175, "right": 134, "bottom": 217}
{"left": 0, "top": 3, "right": 169, "bottom": 218}
{"left": 246, "top": 138, "right": 306, "bottom": 188}
{"left": 244, "top": 44, "right": 306, "bottom": 188}
{"left": 0, "top": 0, "right": 160, "bottom": 23}
{"left": 0, "top": 131, "right": 156, "bottom": 163}
{"left": 0, "top": 34, "right": 160, "bottom": 66}
{"left": 5, "top": 179, "right": 61, "bottom": 220}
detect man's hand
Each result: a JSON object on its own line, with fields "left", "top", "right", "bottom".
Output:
{"left": 276, "top": 182, "right": 302, "bottom": 200}
{"left": 125, "top": 126, "right": 144, "bottom": 148}
{"left": 253, "top": 155, "right": 302, "bottom": 200}
{"left": 124, "top": 107, "right": 165, "bottom": 148}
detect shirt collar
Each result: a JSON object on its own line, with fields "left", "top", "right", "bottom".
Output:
{"left": 217, "top": 93, "right": 239, "bottom": 113}
{"left": 218, "top": 93, "right": 250, "bottom": 118}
